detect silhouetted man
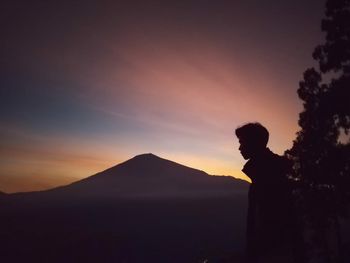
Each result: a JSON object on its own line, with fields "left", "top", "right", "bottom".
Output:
{"left": 235, "top": 123, "right": 293, "bottom": 263}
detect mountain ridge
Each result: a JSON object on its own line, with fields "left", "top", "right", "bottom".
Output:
{"left": 54, "top": 153, "right": 248, "bottom": 199}
{"left": 7, "top": 153, "right": 248, "bottom": 199}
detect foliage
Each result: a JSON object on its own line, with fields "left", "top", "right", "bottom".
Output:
{"left": 287, "top": 0, "right": 350, "bottom": 196}
{"left": 285, "top": 1, "right": 350, "bottom": 262}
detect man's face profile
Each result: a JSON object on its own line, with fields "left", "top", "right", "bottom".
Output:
{"left": 238, "top": 138, "right": 255, "bottom": 160}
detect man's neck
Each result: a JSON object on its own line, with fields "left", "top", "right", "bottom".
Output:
{"left": 249, "top": 147, "right": 270, "bottom": 161}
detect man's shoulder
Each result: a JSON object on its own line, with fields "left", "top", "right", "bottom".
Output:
{"left": 267, "top": 149, "right": 291, "bottom": 167}
{"left": 263, "top": 150, "right": 293, "bottom": 179}
{"left": 242, "top": 149, "right": 293, "bottom": 181}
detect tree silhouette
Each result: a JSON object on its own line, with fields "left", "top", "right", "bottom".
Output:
{"left": 286, "top": 0, "right": 350, "bottom": 262}
{"left": 288, "top": 0, "right": 350, "bottom": 191}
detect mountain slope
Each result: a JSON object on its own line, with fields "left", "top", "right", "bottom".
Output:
{"left": 44, "top": 153, "right": 248, "bottom": 199}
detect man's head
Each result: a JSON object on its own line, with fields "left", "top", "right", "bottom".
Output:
{"left": 235, "top": 122, "right": 269, "bottom": 160}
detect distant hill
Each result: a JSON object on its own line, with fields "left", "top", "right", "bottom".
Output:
{"left": 0, "top": 191, "right": 7, "bottom": 199}
{"left": 8, "top": 153, "right": 248, "bottom": 200}
{"left": 1, "top": 153, "right": 248, "bottom": 263}
{"left": 49, "top": 153, "right": 248, "bottom": 198}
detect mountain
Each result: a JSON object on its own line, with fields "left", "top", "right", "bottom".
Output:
{"left": 47, "top": 153, "right": 248, "bottom": 199}
{"left": 1, "top": 153, "right": 249, "bottom": 263}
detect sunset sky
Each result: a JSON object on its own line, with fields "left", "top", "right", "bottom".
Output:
{"left": 1, "top": 0, "right": 325, "bottom": 193}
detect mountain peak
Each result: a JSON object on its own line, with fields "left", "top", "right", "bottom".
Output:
{"left": 132, "top": 153, "right": 160, "bottom": 160}
{"left": 118, "top": 153, "right": 185, "bottom": 174}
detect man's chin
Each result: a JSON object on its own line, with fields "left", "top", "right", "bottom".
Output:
{"left": 241, "top": 154, "right": 250, "bottom": 160}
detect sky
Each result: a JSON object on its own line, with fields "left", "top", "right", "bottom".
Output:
{"left": 1, "top": 0, "right": 325, "bottom": 193}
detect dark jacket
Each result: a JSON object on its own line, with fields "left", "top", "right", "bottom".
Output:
{"left": 243, "top": 148, "right": 293, "bottom": 259}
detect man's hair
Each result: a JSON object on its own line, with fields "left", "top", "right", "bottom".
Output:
{"left": 235, "top": 122, "right": 269, "bottom": 147}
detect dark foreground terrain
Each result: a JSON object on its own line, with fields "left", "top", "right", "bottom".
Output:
{"left": 1, "top": 197, "right": 247, "bottom": 263}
